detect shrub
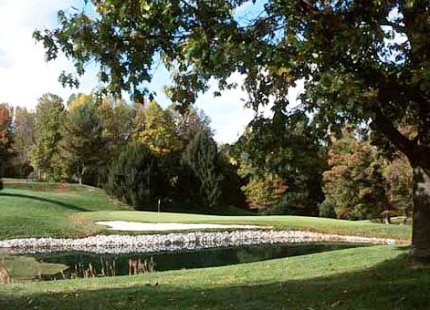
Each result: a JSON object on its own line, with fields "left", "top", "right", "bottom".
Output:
{"left": 318, "top": 200, "right": 337, "bottom": 218}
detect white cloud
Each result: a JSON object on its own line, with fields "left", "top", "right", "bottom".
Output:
{"left": 194, "top": 73, "right": 256, "bottom": 144}
{"left": 0, "top": 47, "right": 11, "bottom": 68}
{"left": 0, "top": 0, "right": 96, "bottom": 108}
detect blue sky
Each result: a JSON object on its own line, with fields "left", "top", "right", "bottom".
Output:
{"left": 0, "top": 0, "right": 301, "bottom": 144}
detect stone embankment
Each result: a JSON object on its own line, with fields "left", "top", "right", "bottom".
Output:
{"left": 0, "top": 230, "right": 397, "bottom": 254}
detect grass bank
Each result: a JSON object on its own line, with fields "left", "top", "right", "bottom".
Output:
{"left": 0, "top": 185, "right": 411, "bottom": 241}
{"left": 0, "top": 186, "right": 129, "bottom": 239}
{"left": 85, "top": 211, "right": 411, "bottom": 241}
{"left": 0, "top": 245, "right": 429, "bottom": 309}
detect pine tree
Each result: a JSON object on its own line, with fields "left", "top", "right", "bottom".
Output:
{"left": 105, "top": 143, "right": 162, "bottom": 209}
{"left": 182, "top": 131, "right": 223, "bottom": 208}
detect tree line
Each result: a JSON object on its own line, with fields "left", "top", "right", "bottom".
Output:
{"left": 0, "top": 96, "right": 412, "bottom": 220}
{"left": 227, "top": 115, "right": 413, "bottom": 221}
{"left": 0, "top": 94, "right": 245, "bottom": 212}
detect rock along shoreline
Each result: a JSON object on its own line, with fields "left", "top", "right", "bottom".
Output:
{"left": 0, "top": 230, "right": 398, "bottom": 255}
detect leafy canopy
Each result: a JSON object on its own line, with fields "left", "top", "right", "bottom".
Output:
{"left": 35, "top": 1, "right": 430, "bottom": 162}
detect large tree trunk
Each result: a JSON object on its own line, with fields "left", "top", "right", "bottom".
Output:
{"left": 372, "top": 109, "right": 430, "bottom": 261}
{"left": 410, "top": 162, "right": 430, "bottom": 261}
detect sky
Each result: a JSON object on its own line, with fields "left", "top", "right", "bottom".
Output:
{"left": 0, "top": 0, "right": 302, "bottom": 144}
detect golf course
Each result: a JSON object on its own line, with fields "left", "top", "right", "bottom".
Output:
{"left": 2, "top": 0, "right": 430, "bottom": 309}
{"left": 0, "top": 182, "right": 428, "bottom": 310}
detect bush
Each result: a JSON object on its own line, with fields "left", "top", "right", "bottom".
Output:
{"left": 318, "top": 200, "right": 337, "bottom": 218}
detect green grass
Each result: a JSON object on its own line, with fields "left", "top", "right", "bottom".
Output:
{"left": 0, "top": 184, "right": 411, "bottom": 241}
{"left": 0, "top": 183, "right": 425, "bottom": 309}
{"left": 84, "top": 211, "right": 411, "bottom": 240}
{"left": 0, "top": 186, "right": 129, "bottom": 239}
{"left": 0, "top": 245, "right": 429, "bottom": 309}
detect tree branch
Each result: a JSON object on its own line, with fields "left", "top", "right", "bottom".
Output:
{"left": 371, "top": 108, "right": 416, "bottom": 159}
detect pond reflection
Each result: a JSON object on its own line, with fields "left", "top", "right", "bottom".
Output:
{"left": 0, "top": 242, "right": 362, "bottom": 282}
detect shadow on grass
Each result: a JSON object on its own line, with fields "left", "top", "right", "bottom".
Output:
{"left": 1, "top": 252, "right": 429, "bottom": 310}
{"left": 0, "top": 193, "right": 86, "bottom": 212}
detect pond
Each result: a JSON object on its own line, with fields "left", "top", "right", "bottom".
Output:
{"left": 0, "top": 242, "right": 361, "bottom": 282}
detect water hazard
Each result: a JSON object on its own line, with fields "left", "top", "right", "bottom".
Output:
{"left": 0, "top": 243, "right": 360, "bottom": 282}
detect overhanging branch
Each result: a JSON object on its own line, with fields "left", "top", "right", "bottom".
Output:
{"left": 371, "top": 108, "right": 416, "bottom": 159}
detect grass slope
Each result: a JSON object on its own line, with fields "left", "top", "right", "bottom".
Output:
{"left": 0, "top": 184, "right": 411, "bottom": 241}
{"left": 0, "top": 245, "right": 429, "bottom": 309}
{"left": 0, "top": 183, "right": 425, "bottom": 309}
{"left": 0, "top": 186, "right": 129, "bottom": 239}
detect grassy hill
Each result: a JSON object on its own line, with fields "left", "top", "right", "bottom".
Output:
{"left": 0, "top": 184, "right": 129, "bottom": 239}
{"left": 0, "top": 182, "right": 411, "bottom": 240}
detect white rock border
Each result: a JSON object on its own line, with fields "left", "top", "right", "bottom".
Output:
{"left": 0, "top": 230, "right": 398, "bottom": 255}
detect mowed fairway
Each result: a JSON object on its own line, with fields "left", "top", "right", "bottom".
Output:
{"left": 0, "top": 184, "right": 411, "bottom": 241}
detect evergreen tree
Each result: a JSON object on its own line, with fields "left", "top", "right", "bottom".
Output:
{"left": 105, "top": 143, "right": 164, "bottom": 210}
{"left": 61, "top": 96, "right": 106, "bottom": 185}
{"left": 30, "top": 94, "right": 65, "bottom": 180}
{"left": 183, "top": 131, "right": 223, "bottom": 208}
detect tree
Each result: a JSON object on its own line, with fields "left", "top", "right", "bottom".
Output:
{"left": 30, "top": 94, "right": 65, "bottom": 180}
{"left": 170, "top": 106, "right": 212, "bottom": 149}
{"left": 105, "top": 143, "right": 165, "bottom": 209}
{"left": 182, "top": 131, "right": 223, "bottom": 208}
{"left": 0, "top": 148, "right": 3, "bottom": 190}
{"left": 217, "top": 144, "right": 247, "bottom": 210}
{"left": 137, "top": 101, "right": 181, "bottom": 155}
{"left": 97, "top": 96, "right": 134, "bottom": 149}
{"left": 61, "top": 95, "right": 106, "bottom": 185}
{"left": 240, "top": 170, "right": 287, "bottom": 212}
{"left": 234, "top": 115, "right": 325, "bottom": 215}
{"left": 36, "top": 1, "right": 430, "bottom": 260}
{"left": 323, "top": 128, "right": 388, "bottom": 220}
{"left": 383, "top": 154, "right": 414, "bottom": 222}
{"left": 0, "top": 103, "right": 13, "bottom": 189}
{"left": 13, "top": 107, "right": 35, "bottom": 178}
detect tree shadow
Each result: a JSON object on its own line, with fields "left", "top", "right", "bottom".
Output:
{"left": 0, "top": 193, "right": 87, "bottom": 212}
{"left": 0, "top": 251, "right": 429, "bottom": 309}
